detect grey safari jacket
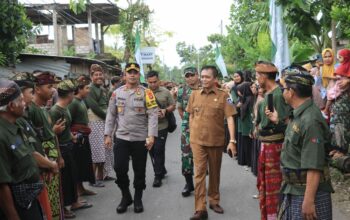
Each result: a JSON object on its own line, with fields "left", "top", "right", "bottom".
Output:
{"left": 104, "top": 85, "right": 158, "bottom": 141}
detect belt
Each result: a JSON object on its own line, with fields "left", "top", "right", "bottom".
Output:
{"left": 258, "top": 133, "right": 285, "bottom": 142}
{"left": 281, "top": 167, "right": 330, "bottom": 186}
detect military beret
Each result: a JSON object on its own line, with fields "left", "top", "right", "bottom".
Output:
{"left": 125, "top": 63, "right": 140, "bottom": 72}
{"left": 11, "top": 72, "right": 35, "bottom": 89}
{"left": 76, "top": 75, "right": 91, "bottom": 86}
{"left": 283, "top": 66, "right": 315, "bottom": 87}
{"left": 57, "top": 79, "right": 76, "bottom": 93}
{"left": 183, "top": 67, "right": 198, "bottom": 76}
{"left": 255, "top": 61, "right": 278, "bottom": 74}
{"left": 90, "top": 64, "right": 103, "bottom": 74}
{"left": 33, "top": 71, "right": 56, "bottom": 85}
{"left": 0, "top": 79, "right": 21, "bottom": 107}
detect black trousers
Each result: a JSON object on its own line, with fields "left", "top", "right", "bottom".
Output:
{"left": 114, "top": 138, "right": 148, "bottom": 190}
{"left": 60, "top": 144, "right": 78, "bottom": 206}
{"left": 150, "top": 129, "right": 168, "bottom": 178}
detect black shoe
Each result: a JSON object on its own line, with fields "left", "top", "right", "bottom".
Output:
{"left": 182, "top": 175, "right": 194, "bottom": 197}
{"left": 134, "top": 189, "right": 144, "bottom": 213}
{"left": 182, "top": 183, "right": 194, "bottom": 197}
{"left": 153, "top": 177, "right": 162, "bottom": 187}
{"left": 116, "top": 189, "right": 133, "bottom": 214}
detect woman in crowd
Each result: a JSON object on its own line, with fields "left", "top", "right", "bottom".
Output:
{"left": 236, "top": 82, "right": 254, "bottom": 167}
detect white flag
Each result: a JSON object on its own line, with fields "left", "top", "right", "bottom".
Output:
{"left": 215, "top": 44, "right": 228, "bottom": 77}
{"left": 135, "top": 29, "right": 145, "bottom": 82}
{"left": 269, "top": 0, "right": 290, "bottom": 76}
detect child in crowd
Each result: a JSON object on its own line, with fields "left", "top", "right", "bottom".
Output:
{"left": 323, "top": 49, "right": 350, "bottom": 117}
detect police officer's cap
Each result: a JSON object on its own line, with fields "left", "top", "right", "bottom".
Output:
{"left": 125, "top": 63, "right": 140, "bottom": 72}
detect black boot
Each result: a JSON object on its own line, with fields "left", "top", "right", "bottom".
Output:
{"left": 134, "top": 189, "right": 144, "bottom": 213}
{"left": 182, "top": 174, "right": 194, "bottom": 197}
{"left": 116, "top": 188, "right": 133, "bottom": 214}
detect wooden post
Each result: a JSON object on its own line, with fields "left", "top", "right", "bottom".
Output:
{"left": 87, "top": 6, "right": 94, "bottom": 53}
{"left": 53, "top": 9, "right": 59, "bottom": 55}
{"left": 100, "top": 25, "right": 105, "bottom": 54}
{"left": 95, "top": 22, "right": 100, "bottom": 54}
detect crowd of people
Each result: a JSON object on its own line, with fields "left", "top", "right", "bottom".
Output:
{"left": 0, "top": 47, "right": 350, "bottom": 220}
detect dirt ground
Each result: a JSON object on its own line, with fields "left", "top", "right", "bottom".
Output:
{"left": 331, "top": 168, "right": 350, "bottom": 218}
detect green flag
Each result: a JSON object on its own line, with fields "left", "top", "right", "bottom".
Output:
{"left": 215, "top": 44, "right": 228, "bottom": 77}
{"left": 135, "top": 28, "right": 145, "bottom": 82}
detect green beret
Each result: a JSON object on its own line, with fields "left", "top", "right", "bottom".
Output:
{"left": 0, "top": 79, "right": 21, "bottom": 107}
{"left": 183, "top": 67, "right": 198, "bottom": 76}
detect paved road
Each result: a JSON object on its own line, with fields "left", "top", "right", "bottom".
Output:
{"left": 74, "top": 115, "right": 347, "bottom": 220}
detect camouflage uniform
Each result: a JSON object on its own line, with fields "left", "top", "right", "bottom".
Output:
{"left": 177, "top": 85, "right": 199, "bottom": 175}
{"left": 330, "top": 92, "right": 350, "bottom": 154}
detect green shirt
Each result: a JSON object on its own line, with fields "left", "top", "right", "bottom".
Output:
{"left": 0, "top": 117, "right": 40, "bottom": 184}
{"left": 239, "top": 106, "right": 253, "bottom": 136}
{"left": 49, "top": 105, "right": 72, "bottom": 144}
{"left": 154, "top": 87, "right": 175, "bottom": 130}
{"left": 280, "top": 99, "right": 333, "bottom": 195}
{"left": 68, "top": 97, "right": 89, "bottom": 125}
{"left": 85, "top": 84, "right": 108, "bottom": 120}
{"left": 28, "top": 102, "right": 56, "bottom": 142}
{"left": 257, "top": 86, "right": 290, "bottom": 131}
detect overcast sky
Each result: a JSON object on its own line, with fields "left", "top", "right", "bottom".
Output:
{"left": 20, "top": 0, "right": 232, "bottom": 67}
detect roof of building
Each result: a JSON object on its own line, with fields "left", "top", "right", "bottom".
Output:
{"left": 25, "top": 3, "right": 119, "bottom": 25}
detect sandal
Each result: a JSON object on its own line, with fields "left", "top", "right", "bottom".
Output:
{"left": 64, "top": 209, "right": 76, "bottom": 219}
{"left": 71, "top": 203, "right": 93, "bottom": 211}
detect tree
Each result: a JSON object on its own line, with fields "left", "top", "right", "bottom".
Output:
{"left": 0, "top": 2, "right": 32, "bottom": 66}
{"left": 331, "top": 0, "right": 350, "bottom": 40}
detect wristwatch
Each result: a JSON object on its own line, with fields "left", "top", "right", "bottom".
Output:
{"left": 229, "top": 139, "right": 237, "bottom": 144}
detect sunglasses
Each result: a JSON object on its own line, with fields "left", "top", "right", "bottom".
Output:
{"left": 281, "top": 87, "right": 290, "bottom": 93}
{"left": 185, "top": 73, "right": 196, "bottom": 78}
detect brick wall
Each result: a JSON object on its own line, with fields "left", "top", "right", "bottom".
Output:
{"left": 28, "top": 43, "right": 56, "bottom": 56}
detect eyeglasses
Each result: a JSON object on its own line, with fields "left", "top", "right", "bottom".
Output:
{"left": 281, "top": 87, "right": 289, "bottom": 93}
{"left": 185, "top": 73, "right": 196, "bottom": 78}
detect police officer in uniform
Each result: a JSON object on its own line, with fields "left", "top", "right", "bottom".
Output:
{"left": 0, "top": 79, "right": 43, "bottom": 220}
{"left": 104, "top": 63, "right": 158, "bottom": 214}
{"left": 267, "top": 67, "right": 334, "bottom": 220}
{"left": 177, "top": 67, "right": 201, "bottom": 197}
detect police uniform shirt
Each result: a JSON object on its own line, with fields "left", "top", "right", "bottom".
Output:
{"left": 105, "top": 85, "right": 158, "bottom": 141}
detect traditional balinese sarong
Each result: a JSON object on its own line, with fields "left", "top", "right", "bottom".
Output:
{"left": 88, "top": 120, "right": 106, "bottom": 163}
{"left": 257, "top": 142, "right": 283, "bottom": 220}
{"left": 37, "top": 176, "right": 52, "bottom": 220}
{"left": 45, "top": 174, "right": 62, "bottom": 220}
{"left": 278, "top": 191, "right": 332, "bottom": 220}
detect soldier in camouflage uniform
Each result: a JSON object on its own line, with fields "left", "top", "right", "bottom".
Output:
{"left": 177, "top": 67, "right": 200, "bottom": 197}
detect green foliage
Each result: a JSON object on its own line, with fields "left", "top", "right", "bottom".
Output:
{"left": 176, "top": 42, "right": 197, "bottom": 65}
{"left": 86, "top": 51, "right": 96, "bottom": 59}
{"left": 69, "top": 0, "right": 87, "bottom": 15}
{"left": 63, "top": 46, "right": 76, "bottom": 56}
{"left": 289, "top": 39, "right": 315, "bottom": 63}
{"left": 23, "top": 46, "right": 48, "bottom": 55}
{"left": 276, "top": 0, "right": 332, "bottom": 53}
{"left": 0, "top": 2, "right": 33, "bottom": 66}
{"left": 0, "top": 52, "right": 6, "bottom": 67}
{"left": 331, "top": 1, "right": 350, "bottom": 38}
